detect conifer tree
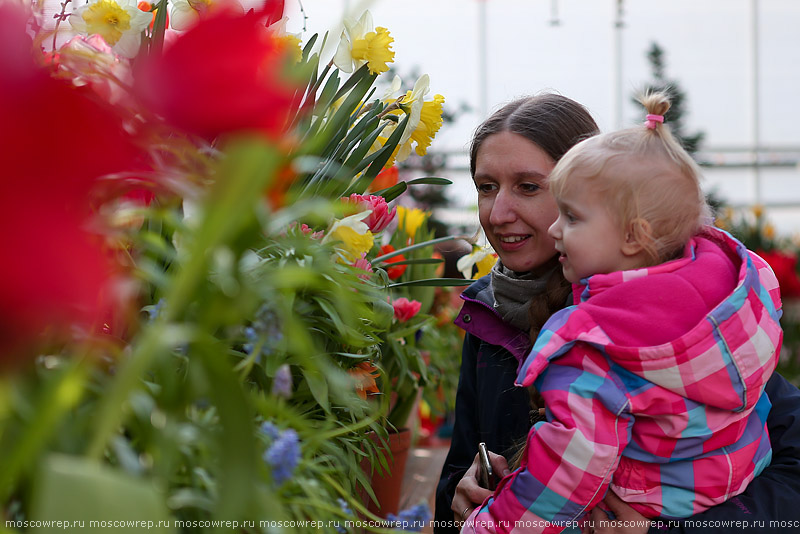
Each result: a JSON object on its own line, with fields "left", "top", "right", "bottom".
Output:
{"left": 638, "top": 42, "right": 705, "bottom": 155}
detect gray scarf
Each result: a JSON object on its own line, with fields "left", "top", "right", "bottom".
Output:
{"left": 489, "top": 261, "right": 557, "bottom": 331}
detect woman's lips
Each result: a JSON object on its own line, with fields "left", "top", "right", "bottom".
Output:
{"left": 495, "top": 234, "right": 530, "bottom": 251}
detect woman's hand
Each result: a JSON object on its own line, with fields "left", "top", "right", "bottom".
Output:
{"left": 581, "top": 491, "right": 651, "bottom": 534}
{"left": 451, "top": 450, "right": 510, "bottom": 522}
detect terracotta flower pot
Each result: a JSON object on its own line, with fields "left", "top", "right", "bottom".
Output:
{"left": 360, "top": 428, "right": 412, "bottom": 518}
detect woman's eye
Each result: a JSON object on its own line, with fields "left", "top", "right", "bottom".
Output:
{"left": 476, "top": 183, "right": 497, "bottom": 194}
{"left": 519, "top": 183, "right": 541, "bottom": 194}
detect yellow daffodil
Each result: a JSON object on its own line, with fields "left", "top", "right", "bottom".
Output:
{"left": 456, "top": 245, "right": 497, "bottom": 279}
{"left": 268, "top": 16, "right": 303, "bottom": 63}
{"left": 333, "top": 11, "right": 395, "bottom": 75}
{"left": 764, "top": 223, "right": 776, "bottom": 240}
{"left": 322, "top": 212, "right": 375, "bottom": 263}
{"left": 69, "top": 0, "right": 152, "bottom": 58}
{"left": 397, "top": 206, "right": 427, "bottom": 239}
{"left": 376, "top": 75, "right": 445, "bottom": 165}
{"left": 752, "top": 204, "right": 764, "bottom": 219}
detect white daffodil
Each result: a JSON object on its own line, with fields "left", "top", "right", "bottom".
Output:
{"left": 333, "top": 10, "right": 394, "bottom": 75}
{"left": 69, "top": 0, "right": 152, "bottom": 58}
{"left": 169, "top": 0, "right": 243, "bottom": 31}
{"left": 457, "top": 245, "right": 498, "bottom": 280}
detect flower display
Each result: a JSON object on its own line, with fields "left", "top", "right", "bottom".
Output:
{"left": 1, "top": 2, "right": 468, "bottom": 528}
{"left": 392, "top": 298, "right": 422, "bottom": 323}
{"left": 333, "top": 10, "right": 395, "bottom": 75}
{"left": 69, "top": 0, "right": 152, "bottom": 58}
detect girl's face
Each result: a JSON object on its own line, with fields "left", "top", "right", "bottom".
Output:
{"left": 548, "top": 177, "right": 640, "bottom": 283}
{"left": 474, "top": 131, "right": 559, "bottom": 275}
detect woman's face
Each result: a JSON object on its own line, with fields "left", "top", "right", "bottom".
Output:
{"left": 474, "top": 131, "right": 559, "bottom": 274}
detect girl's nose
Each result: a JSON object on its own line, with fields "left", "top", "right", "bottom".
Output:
{"left": 548, "top": 217, "right": 562, "bottom": 240}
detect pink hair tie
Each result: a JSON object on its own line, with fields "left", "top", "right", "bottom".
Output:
{"left": 645, "top": 114, "right": 664, "bottom": 129}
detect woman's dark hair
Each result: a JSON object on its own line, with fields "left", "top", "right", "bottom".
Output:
{"left": 469, "top": 93, "right": 600, "bottom": 344}
{"left": 469, "top": 93, "right": 600, "bottom": 177}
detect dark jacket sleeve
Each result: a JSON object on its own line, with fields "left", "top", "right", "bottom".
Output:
{"left": 434, "top": 333, "right": 482, "bottom": 534}
{"left": 650, "top": 373, "right": 800, "bottom": 533}
{"left": 434, "top": 333, "right": 532, "bottom": 533}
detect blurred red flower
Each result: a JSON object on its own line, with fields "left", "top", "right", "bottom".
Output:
{"left": 0, "top": 4, "right": 138, "bottom": 362}
{"left": 392, "top": 297, "right": 422, "bottom": 323}
{"left": 368, "top": 166, "right": 399, "bottom": 193}
{"left": 379, "top": 244, "right": 407, "bottom": 280}
{"left": 757, "top": 249, "right": 800, "bottom": 298}
{"left": 135, "top": 1, "right": 300, "bottom": 141}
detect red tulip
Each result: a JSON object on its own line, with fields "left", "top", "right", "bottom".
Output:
{"left": 135, "top": 1, "right": 300, "bottom": 141}
{"left": 379, "top": 244, "right": 407, "bottom": 280}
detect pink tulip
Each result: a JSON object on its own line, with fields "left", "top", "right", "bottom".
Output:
{"left": 392, "top": 297, "right": 422, "bottom": 323}
{"left": 353, "top": 253, "right": 373, "bottom": 280}
{"left": 344, "top": 194, "right": 396, "bottom": 233}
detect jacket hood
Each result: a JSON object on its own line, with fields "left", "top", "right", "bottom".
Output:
{"left": 517, "top": 227, "right": 783, "bottom": 411}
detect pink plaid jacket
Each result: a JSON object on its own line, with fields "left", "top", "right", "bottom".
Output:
{"left": 466, "top": 228, "right": 783, "bottom": 533}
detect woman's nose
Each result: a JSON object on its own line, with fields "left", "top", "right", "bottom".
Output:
{"left": 488, "top": 189, "right": 517, "bottom": 225}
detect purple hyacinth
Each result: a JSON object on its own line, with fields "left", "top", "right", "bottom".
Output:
{"left": 262, "top": 427, "right": 300, "bottom": 486}
{"left": 271, "top": 364, "right": 293, "bottom": 398}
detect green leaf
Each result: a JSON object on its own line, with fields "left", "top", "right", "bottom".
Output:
{"left": 359, "top": 114, "right": 410, "bottom": 183}
{"left": 372, "top": 181, "right": 408, "bottom": 203}
{"left": 31, "top": 454, "right": 174, "bottom": 533}
{"left": 373, "top": 235, "right": 466, "bottom": 262}
{"left": 301, "top": 368, "right": 330, "bottom": 412}
{"left": 406, "top": 177, "right": 453, "bottom": 186}
{"left": 388, "top": 278, "right": 471, "bottom": 288}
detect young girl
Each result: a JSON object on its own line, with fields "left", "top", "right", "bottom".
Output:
{"left": 463, "top": 92, "right": 783, "bottom": 533}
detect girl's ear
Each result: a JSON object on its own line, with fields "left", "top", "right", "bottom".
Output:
{"left": 621, "top": 218, "right": 651, "bottom": 257}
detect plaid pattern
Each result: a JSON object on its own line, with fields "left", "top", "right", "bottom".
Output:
{"left": 467, "top": 228, "right": 782, "bottom": 534}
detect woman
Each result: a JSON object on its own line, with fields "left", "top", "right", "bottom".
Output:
{"left": 434, "top": 93, "right": 800, "bottom": 534}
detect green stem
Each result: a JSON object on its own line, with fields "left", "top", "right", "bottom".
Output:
{"left": 0, "top": 358, "right": 88, "bottom": 501}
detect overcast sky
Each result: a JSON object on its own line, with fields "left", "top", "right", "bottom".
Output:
{"left": 286, "top": 0, "right": 800, "bottom": 234}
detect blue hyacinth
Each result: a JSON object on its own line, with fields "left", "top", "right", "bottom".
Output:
{"left": 385, "top": 503, "right": 431, "bottom": 532}
{"left": 262, "top": 427, "right": 300, "bottom": 486}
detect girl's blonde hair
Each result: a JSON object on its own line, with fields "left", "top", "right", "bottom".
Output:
{"left": 548, "top": 91, "right": 710, "bottom": 265}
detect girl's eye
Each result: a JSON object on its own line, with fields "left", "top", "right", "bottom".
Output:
{"left": 566, "top": 212, "right": 577, "bottom": 223}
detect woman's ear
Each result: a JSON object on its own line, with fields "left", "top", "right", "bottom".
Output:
{"left": 621, "top": 218, "right": 651, "bottom": 257}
